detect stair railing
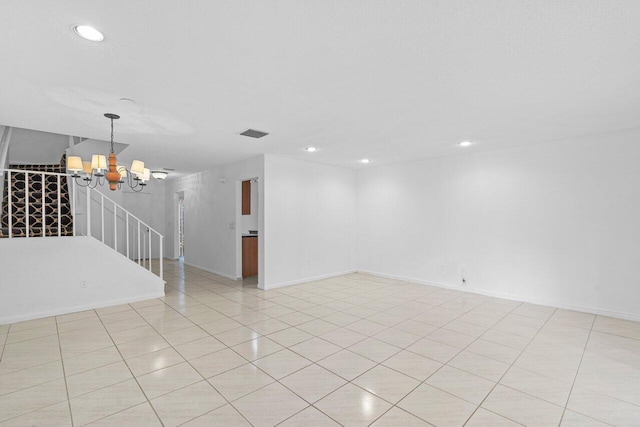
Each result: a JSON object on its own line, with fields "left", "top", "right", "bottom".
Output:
{"left": 1, "top": 168, "right": 163, "bottom": 281}
{"left": 77, "top": 185, "right": 164, "bottom": 281}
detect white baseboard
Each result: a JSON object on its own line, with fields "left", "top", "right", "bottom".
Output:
{"left": 183, "top": 261, "right": 238, "bottom": 281}
{"left": 0, "top": 291, "right": 166, "bottom": 325}
{"left": 357, "top": 269, "right": 640, "bottom": 323}
{"left": 264, "top": 270, "right": 357, "bottom": 290}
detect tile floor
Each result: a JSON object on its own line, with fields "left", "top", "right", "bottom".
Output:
{"left": 1, "top": 260, "right": 640, "bottom": 426}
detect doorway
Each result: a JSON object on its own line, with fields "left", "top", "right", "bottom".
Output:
{"left": 178, "top": 196, "right": 185, "bottom": 259}
{"left": 239, "top": 178, "right": 259, "bottom": 287}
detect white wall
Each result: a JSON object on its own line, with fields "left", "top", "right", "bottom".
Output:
{"left": 263, "top": 155, "right": 357, "bottom": 289}
{"left": 0, "top": 236, "right": 164, "bottom": 324}
{"left": 357, "top": 130, "right": 640, "bottom": 320}
{"left": 165, "top": 156, "right": 264, "bottom": 283}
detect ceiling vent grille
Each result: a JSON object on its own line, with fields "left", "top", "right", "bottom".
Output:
{"left": 239, "top": 129, "right": 269, "bottom": 139}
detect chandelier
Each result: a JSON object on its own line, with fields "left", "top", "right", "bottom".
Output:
{"left": 66, "top": 113, "right": 166, "bottom": 192}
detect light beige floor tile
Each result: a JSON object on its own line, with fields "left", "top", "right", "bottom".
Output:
{"left": 427, "top": 328, "right": 477, "bottom": 349}
{"left": 267, "top": 327, "right": 314, "bottom": 347}
{"left": 320, "top": 327, "right": 368, "bottom": 348}
{"left": 426, "top": 365, "right": 495, "bottom": 404}
{"left": 289, "top": 337, "right": 342, "bottom": 362}
{"left": 297, "top": 319, "right": 340, "bottom": 336}
{"left": 214, "top": 326, "right": 261, "bottom": 347}
{"left": 232, "top": 337, "right": 284, "bottom": 361}
{"left": 247, "top": 319, "right": 290, "bottom": 335}
{"left": 160, "top": 325, "right": 209, "bottom": 346}
{"left": 370, "top": 407, "right": 432, "bottom": 426}
{"left": 321, "top": 311, "right": 361, "bottom": 327}
{"left": 0, "top": 379, "right": 68, "bottom": 423}
{"left": 348, "top": 337, "right": 402, "bottom": 363}
{"left": 9, "top": 317, "right": 56, "bottom": 332}
{"left": 574, "top": 367, "right": 640, "bottom": 406}
{"left": 117, "top": 335, "right": 170, "bottom": 359}
{"left": 109, "top": 325, "right": 160, "bottom": 345}
{"left": 186, "top": 310, "right": 226, "bottom": 325}
{"left": 0, "top": 401, "right": 71, "bottom": 427}
{"left": 315, "top": 383, "right": 392, "bottom": 427}
{"left": 173, "top": 336, "right": 226, "bottom": 360}
{"left": 567, "top": 386, "right": 640, "bottom": 426}
{"left": 0, "top": 360, "right": 63, "bottom": 396}
{"left": 514, "top": 351, "right": 579, "bottom": 383}
{"left": 233, "top": 382, "right": 308, "bottom": 427}
{"left": 151, "top": 380, "right": 227, "bottom": 427}
{"left": 465, "top": 408, "right": 521, "bottom": 426}
{"left": 382, "top": 350, "right": 443, "bottom": 381}
{"left": 67, "top": 361, "right": 133, "bottom": 397}
{"left": 57, "top": 317, "right": 105, "bottom": 334}
{"left": 137, "top": 362, "right": 203, "bottom": 398}
{"left": 407, "top": 337, "right": 461, "bottom": 363}
{"left": 447, "top": 350, "right": 510, "bottom": 382}
{"left": 5, "top": 324, "right": 58, "bottom": 344}
{"left": 252, "top": 348, "right": 312, "bottom": 379}
{"left": 62, "top": 346, "right": 122, "bottom": 376}
{"left": 373, "top": 328, "right": 421, "bottom": 348}
{"left": 126, "top": 347, "right": 185, "bottom": 376}
{"left": 560, "top": 410, "right": 611, "bottom": 426}
{"left": 398, "top": 383, "right": 476, "bottom": 427}
{"left": 501, "top": 366, "right": 572, "bottom": 406}
{"left": 353, "top": 365, "right": 420, "bottom": 404}
{"left": 280, "top": 364, "right": 347, "bottom": 403}
{"left": 279, "top": 406, "right": 340, "bottom": 426}
{"left": 56, "top": 310, "right": 97, "bottom": 324}
{"left": 482, "top": 384, "right": 564, "bottom": 427}
{"left": 181, "top": 404, "right": 251, "bottom": 426}
{"left": 0, "top": 335, "right": 62, "bottom": 374}
{"left": 276, "top": 311, "right": 316, "bottom": 326}
{"left": 317, "top": 349, "right": 377, "bottom": 381}
{"left": 466, "top": 339, "right": 521, "bottom": 364}
{"left": 190, "top": 348, "right": 248, "bottom": 378}
{"left": 346, "top": 319, "right": 389, "bottom": 336}
{"left": 70, "top": 379, "right": 146, "bottom": 426}
{"left": 87, "top": 402, "right": 161, "bottom": 426}
{"left": 208, "top": 364, "right": 274, "bottom": 401}
{"left": 199, "top": 318, "right": 243, "bottom": 335}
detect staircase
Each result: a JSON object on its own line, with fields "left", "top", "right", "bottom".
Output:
{"left": 1, "top": 157, "right": 73, "bottom": 238}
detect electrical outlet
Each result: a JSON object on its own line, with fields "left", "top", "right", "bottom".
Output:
{"left": 461, "top": 277, "right": 467, "bottom": 287}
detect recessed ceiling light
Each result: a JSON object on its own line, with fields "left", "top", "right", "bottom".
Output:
{"left": 73, "top": 25, "right": 105, "bottom": 42}
{"left": 305, "top": 147, "right": 317, "bottom": 152}
{"left": 360, "top": 159, "right": 371, "bottom": 164}
{"left": 151, "top": 171, "right": 168, "bottom": 180}
{"left": 458, "top": 141, "right": 476, "bottom": 147}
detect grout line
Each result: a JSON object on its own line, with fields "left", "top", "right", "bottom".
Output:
{"left": 557, "top": 314, "right": 597, "bottom": 426}
{"left": 55, "top": 315, "right": 75, "bottom": 427}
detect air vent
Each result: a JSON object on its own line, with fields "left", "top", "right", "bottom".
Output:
{"left": 239, "top": 129, "right": 269, "bottom": 139}
{"left": 163, "top": 167, "right": 175, "bottom": 171}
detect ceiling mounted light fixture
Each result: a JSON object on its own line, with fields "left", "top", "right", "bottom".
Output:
{"left": 67, "top": 113, "right": 150, "bottom": 192}
{"left": 305, "top": 147, "right": 317, "bottom": 152}
{"left": 360, "top": 159, "right": 371, "bottom": 164}
{"left": 151, "top": 171, "right": 168, "bottom": 180}
{"left": 73, "top": 25, "right": 105, "bottom": 42}
{"left": 458, "top": 140, "right": 476, "bottom": 147}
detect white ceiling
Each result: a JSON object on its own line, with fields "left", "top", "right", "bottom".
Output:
{"left": 1, "top": 1, "right": 639, "bottom": 174}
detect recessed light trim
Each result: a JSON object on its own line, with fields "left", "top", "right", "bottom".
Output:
{"left": 151, "top": 171, "right": 169, "bottom": 180}
{"left": 305, "top": 147, "right": 317, "bottom": 152}
{"left": 458, "top": 141, "right": 476, "bottom": 147}
{"left": 73, "top": 25, "right": 105, "bottom": 42}
{"left": 360, "top": 159, "right": 371, "bottom": 164}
